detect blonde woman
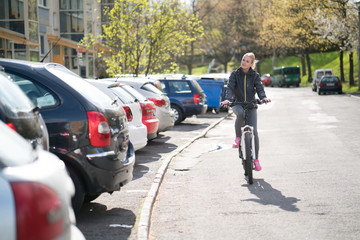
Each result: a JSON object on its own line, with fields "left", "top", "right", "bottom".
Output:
{"left": 221, "top": 52, "right": 271, "bottom": 171}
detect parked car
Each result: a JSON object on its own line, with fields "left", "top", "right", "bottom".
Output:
{"left": 260, "top": 73, "right": 271, "bottom": 86}
{"left": 104, "top": 77, "right": 175, "bottom": 132}
{"left": 0, "top": 70, "right": 49, "bottom": 150}
{"left": 0, "top": 121, "right": 85, "bottom": 240}
{"left": 147, "top": 75, "right": 207, "bottom": 125}
{"left": 100, "top": 79, "right": 159, "bottom": 140}
{"left": 312, "top": 68, "right": 333, "bottom": 92}
{"left": 271, "top": 66, "right": 301, "bottom": 87}
{"left": 87, "top": 79, "right": 148, "bottom": 151}
{"left": 317, "top": 75, "right": 342, "bottom": 95}
{"left": 0, "top": 59, "right": 135, "bottom": 212}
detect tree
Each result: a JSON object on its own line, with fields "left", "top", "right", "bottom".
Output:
{"left": 312, "top": 1, "right": 358, "bottom": 85}
{"left": 81, "top": 0, "right": 202, "bottom": 76}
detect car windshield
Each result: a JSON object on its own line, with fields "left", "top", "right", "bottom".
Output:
{"left": 0, "top": 121, "right": 35, "bottom": 167}
{"left": 46, "top": 64, "right": 114, "bottom": 108}
{"left": 0, "top": 72, "right": 35, "bottom": 117}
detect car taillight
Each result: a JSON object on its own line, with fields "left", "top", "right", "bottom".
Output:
{"left": 148, "top": 97, "right": 166, "bottom": 107}
{"left": 87, "top": 111, "right": 111, "bottom": 147}
{"left": 123, "top": 106, "right": 133, "bottom": 122}
{"left": 319, "top": 82, "right": 324, "bottom": 87}
{"left": 6, "top": 123, "right": 16, "bottom": 132}
{"left": 338, "top": 82, "right": 342, "bottom": 86}
{"left": 11, "top": 182, "right": 64, "bottom": 240}
{"left": 140, "top": 102, "right": 156, "bottom": 119}
{"left": 193, "top": 94, "right": 200, "bottom": 103}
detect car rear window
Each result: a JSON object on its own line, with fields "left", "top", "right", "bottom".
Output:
{"left": 109, "top": 86, "right": 136, "bottom": 104}
{"left": 46, "top": 64, "right": 114, "bottom": 108}
{"left": 284, "top": 68, "right": 300, "bottom": 74}
{"left": 121, "top": 84, "right": 147, "bottom": 101}
{"left": 0, "top": 72, "right": 36, "bottom": 116}
{"left": 322, "top": 77, "right": 339, "bottom": 83}
{"left": 141, "top": 82, "right": 164, "bottom": 95}
{"left": 190, "top": 79, "right": 204, "bottom": 94}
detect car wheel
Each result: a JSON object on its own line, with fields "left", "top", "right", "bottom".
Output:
{"left": 68, "top": 168, "right": 85, "bottom": 213}
{"left": 84, "top": 193, "right": 101, "bottom": 203}
{"left": 171, "top": 105, "right": 183, "bottom": 125}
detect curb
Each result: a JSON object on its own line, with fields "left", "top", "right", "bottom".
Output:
{"left": 347, "top": 93, "right": 360, "bottom": 100}
{"left": 137, "top": 112, "right": 232, "bottom": 240}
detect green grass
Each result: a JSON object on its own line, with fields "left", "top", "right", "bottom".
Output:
{"left": 185, "top": 50, "right": 360, "bottom": 93}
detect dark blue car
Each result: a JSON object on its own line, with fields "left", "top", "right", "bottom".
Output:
{"left": 149, "top": 75, "right": 207, "bottom": 124}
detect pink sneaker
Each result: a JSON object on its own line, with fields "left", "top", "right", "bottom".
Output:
{"left": 232, "top": 137, "right": 240, "bottom": 148}
{"left": 254, "top": 159, "right": 262, "bottom": 171}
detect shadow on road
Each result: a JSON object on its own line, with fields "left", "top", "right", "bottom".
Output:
{"left": 242, "top": 179, "right": 300, "bottom": 212}
{"left": 77, "top": 202, "right": 136, "bottom": 240}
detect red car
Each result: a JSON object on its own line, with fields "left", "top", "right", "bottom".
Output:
{"left": 261, "top": 74, "right": 271, "bottom": 86}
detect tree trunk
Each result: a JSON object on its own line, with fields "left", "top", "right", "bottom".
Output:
{"left": 349, "top": 51, "right": 354, "bottom": 85}
{"left": 257, "top": 62, "right": 261, "bottom": 76}
{"left": 187, "top": 41, "right": 195, "bottom": 75}
{"left": 306, "top": 52, "right": 312, "bottom": 82}
{"left": 340, "top": 51, "right": 345, "bottom": 82}
{"left": 300, "top": 53, "right": 306, "bottom": 76}
{"left": 272, "top": 48, "right": 276, "bottom": 68}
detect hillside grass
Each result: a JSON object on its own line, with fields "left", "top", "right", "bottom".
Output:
{"left": 186, "top": 50, "right": 360, "bottom": 93}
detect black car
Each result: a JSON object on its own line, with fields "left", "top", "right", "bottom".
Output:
{"left": 317, "top": 75, "right": 342, "bottom": 95}
{"left": 0, "top": 70, "right": 49, "bottom": 150}
{"left": 0, "top": 59, "right": 135, "bottom": 212}
{"left": 148, "top": 75, "right": 207, "bottom": 124}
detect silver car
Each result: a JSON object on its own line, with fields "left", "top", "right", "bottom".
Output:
{"left": 0, "top": 121, "right": 85, "bottom": 240}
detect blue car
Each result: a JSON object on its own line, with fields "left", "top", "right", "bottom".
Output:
{"left": 148, "top": 75, "right": 207, "bottom": 125}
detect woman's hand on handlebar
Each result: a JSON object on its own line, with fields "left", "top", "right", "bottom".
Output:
{"left": 262, "top": 98, "right": 271, "bottom": 104}
{"left": 220, "top": 100, "right": 230, "bottom": 108}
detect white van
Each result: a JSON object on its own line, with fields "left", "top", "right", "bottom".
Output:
{"left": 312, "top": 69, "right": 333, "bottom": 91}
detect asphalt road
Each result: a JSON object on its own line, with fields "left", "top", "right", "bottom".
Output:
{"left": 76, "top": 104, "right": 228, "bottom": 240}
{"left": 149, "top": 87, "right": 360, "bottom": 240}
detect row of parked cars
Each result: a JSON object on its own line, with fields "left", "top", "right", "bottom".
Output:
{"left": 0, "top": 59, "right": 213, "bottom": 239}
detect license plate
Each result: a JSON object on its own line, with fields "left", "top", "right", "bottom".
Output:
{"left": 285, "top": 78, "right": 291, "bottom": 81}
{"left": 327, "top": 83, "right": 335, "bottom": 86}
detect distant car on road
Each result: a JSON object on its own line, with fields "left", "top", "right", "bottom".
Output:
{"left": 0, "top": 121, "right": 85, "bottom": 240}
{"left": 317, "top": 75, "right": 342, "bottom": 95}
{"left": 260, "top": 73, "right": 271, "bottom": 86}
{"left": 312, "top": 69, "right": 333, "bottom": 92}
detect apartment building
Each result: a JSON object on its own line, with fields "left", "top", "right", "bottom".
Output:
{"left": 0, "top": 0, "right": 112, "bottom": 78}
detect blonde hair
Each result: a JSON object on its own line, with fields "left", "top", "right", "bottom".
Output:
{"left": 243, "top": 52, "right": 257, "bottom": 69}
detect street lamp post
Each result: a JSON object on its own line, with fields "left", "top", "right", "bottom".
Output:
{"left": 356, "top": 1, "right": 360, "bottom": 91}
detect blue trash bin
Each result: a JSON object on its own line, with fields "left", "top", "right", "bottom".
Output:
{"left": 196, "top": 78, "right": 224, "bottom": 113}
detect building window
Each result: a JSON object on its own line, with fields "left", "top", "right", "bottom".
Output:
{"left": 38, "top": 0, "right": 47, "bottom": 7}
{"left": 0, "top": 0, "right": 25, "bottom": 34}
{"left": 40, "top": 35, "right": 45, "bottom": 55}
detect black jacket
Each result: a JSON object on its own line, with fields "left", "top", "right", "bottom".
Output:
{"left": 225, "top": 67, "right": 267, "bottom": 102}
